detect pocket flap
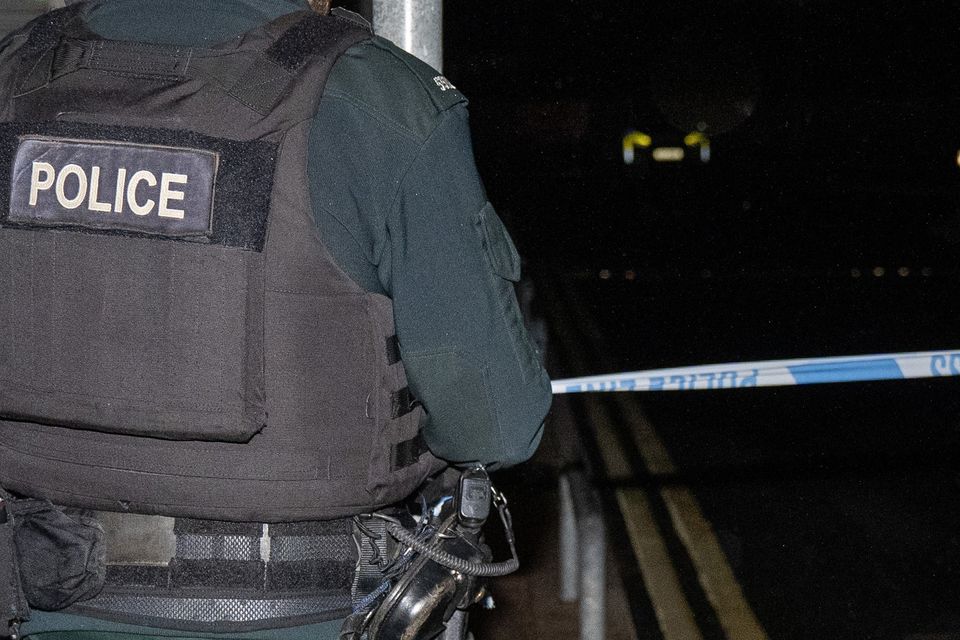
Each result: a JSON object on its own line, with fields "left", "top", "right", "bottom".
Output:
{"left": 479, "top": 203, "right": 521, "bottom": 282}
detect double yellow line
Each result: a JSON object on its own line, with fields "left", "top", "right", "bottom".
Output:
{"left": 556, "top": 280, "right": 768, "bottom": 640}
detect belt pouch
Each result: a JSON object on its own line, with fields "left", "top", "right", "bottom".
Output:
{"left": 0, "top": 499, "right": 29, "bottom": 636}
{"left": 10, "top": 500, "right": 105, "bottom": 612}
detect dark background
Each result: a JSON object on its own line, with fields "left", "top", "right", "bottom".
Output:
{"left": 435, "top": 4, "right": 960, "bottom": 637}
{"left": 441, "top": 0, "right": 960, "bottom": 275}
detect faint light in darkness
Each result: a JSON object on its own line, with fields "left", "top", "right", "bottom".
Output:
{"left": 622, "top": 131, "right": 652, "bottom": 164}
{"left": 683, "top": 132, "right": 711, "bottom": 162}
{"left": 872, "top": 266, "right": 885, "bottom": 277}
{"left": 652, "top": 147, "right": 685, "bottom": 162}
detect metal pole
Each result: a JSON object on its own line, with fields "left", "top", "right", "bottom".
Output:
{"left": 559, "top": 473, "right": 580, "bottom": 602}
{"left": 563, "top": 470, "right": 607, "bottom": 640}
{"left": 372, "top": 0, "right": 443, "bottom": 72}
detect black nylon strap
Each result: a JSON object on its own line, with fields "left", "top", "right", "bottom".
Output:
{"left": 229, "top": 13, "right": 368, "bottom": 115}
{"left": 390, "top": 387, "right": 420, "bottom": 419}
{"left": 265, "top": 13, "right": 367, "bottom": 72}
{"left": 51, "top": 40, "right": 194, "bottom": 81}
{"left": 350, "top": 515, "right": 390, "bottom": 616}
{"left": 227, "top": 56, "right": 293, "bottom": 114}
{"left": 392, "top": 433, "right": 427, "bottom": 470}
{"left": 19, "top": 4, "right": 84, "bottom": 61}
{"left": 385, "top": 336, "right": 401, "bottom": 366}
{"left": 15, "top": 5, "right": 86, "bottom": 96}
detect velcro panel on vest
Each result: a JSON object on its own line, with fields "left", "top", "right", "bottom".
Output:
{"left": 229, "top": 12, "right": 370, "bottom": 115}
{"left": 0, "top": 122, "right": 276, "bottom": 442}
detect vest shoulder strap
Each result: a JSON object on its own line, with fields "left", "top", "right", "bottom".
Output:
{"left": 11, "top": 6, "right": 371, "bottom": 117}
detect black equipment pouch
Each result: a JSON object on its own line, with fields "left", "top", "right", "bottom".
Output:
{"left": 0, "top": 496, "right": 29, "bottom": 639}
{"left": 7, "top": 498, "right": 105, "bottom": 612}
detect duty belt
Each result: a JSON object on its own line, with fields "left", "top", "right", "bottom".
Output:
{"left": 70, "top": 513, "right": 356, "bottom": 632}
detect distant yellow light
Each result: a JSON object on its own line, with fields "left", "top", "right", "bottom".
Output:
{"left": 622, "top": 131, "right": 653, "bottom": 164}
{"left": 684, "top": 132, "right": 708, "bottom": 147}
{"left": 684, "top": 132, "right": 711, "bottom": 162}
{"left": 652, "top": 147, "right": 685, "bottom": 162}
{"left": 956, "top": 150, "right": 960, "bottom": 167}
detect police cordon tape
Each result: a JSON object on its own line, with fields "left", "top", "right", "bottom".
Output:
{"left": 551, "top": 349, "right": 960, "bottom": 394}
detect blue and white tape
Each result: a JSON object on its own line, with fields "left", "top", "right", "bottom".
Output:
{"left": 552, "top": 350, "right": 960, "bottom": 394}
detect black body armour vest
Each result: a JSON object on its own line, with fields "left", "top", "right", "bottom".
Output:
{"left": 0, "top": 6, "right": 441, "bottom": 524}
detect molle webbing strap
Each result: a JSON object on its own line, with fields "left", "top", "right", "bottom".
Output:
{"left": 392, "top": 433, "right": 428, "bottom": 471}
{"left": 385, "top": 335, "right": 401, "bottom": 366}
{"left": 390, "top": 387, "right": 420, "bottom": 420}
{"left": 72, "top": 516, "right": 354, "bottom": 632}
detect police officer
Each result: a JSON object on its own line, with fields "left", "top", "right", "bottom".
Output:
{"left": 0, "top": 1, "right": 551, "bottom": 639}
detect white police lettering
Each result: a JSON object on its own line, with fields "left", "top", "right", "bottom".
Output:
{"left": 126, "top": 170, "right": 157, "bottom": 216}
{"left": 28, "top": 163, "right": 189, "bottom": 218}
{"left": 10, "top": 138, "right": 218, "bottom": 237}
{"left": 29, "top": 162, "right": 54, "bottom": 206}
{"left": 88, "top": 167, "right": 112, "bottom": 213}
{"left": 158, "top": 173, "right": 188, "bottom": 219}
{"left": 55, "top": 164, "right": 87, "bottom": 210}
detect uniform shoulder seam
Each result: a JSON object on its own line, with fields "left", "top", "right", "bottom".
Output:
{"left": 377, "top": 45, "right": 446, "bottom": 114}
{"left": 367, "top": 37, "right": 467, "bottom": 113}
{"left": 323, "top": 87, "right": 429, "bottom": 145}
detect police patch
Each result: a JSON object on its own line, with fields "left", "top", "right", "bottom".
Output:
{"left": 8, "top": 137, "right": 218, "bottom": 237}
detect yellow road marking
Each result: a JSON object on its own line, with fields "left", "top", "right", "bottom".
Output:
{"left": 617, "top": 488, "right": 704, "bottom": 640}
{"left": 612, "top": 370, "right": 769, "bottom": 640}
{"left": 662, "top": 486, "right": 768, "bottom": 640}
{"left": 555, "top": 299, "right": 696, "bottom": 639}
{"left": 585, "top": 397, "right": 632, "bottom": 481}
{"left": 561, "top": 279, "right": 769, "bottom": 640}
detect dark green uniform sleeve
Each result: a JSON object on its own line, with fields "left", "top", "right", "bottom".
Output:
{"left": 385, "top": 107, "right": 552, "bottom": 468}
{"left": 310, "top": 38, "right": 551, "bottom": 468}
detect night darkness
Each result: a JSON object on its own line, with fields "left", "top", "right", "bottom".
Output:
{"left": 446, "top": 1, "right": 960, "bottom": 273}
{"left": 443, "top": 3, "right": 960, "bottom": 639}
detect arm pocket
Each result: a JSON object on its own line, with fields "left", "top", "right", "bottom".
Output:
{"left": 479, "top": 202, "right": 521, "bottom": 282}
{"left": 476, "top": 203, "right": 541, "bottom": 383}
